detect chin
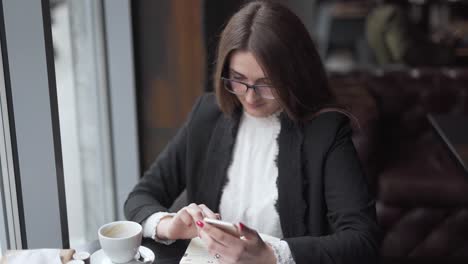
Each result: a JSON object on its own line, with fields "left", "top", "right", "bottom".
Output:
{"left": 246, "top": 108, "right": 272, "bottom": 117}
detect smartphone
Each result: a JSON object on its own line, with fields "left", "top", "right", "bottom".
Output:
{"left": 203, "top": 218, "right": 240, "bottom": 237}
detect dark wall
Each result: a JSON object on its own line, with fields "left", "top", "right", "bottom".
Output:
{"left": 132, "top": 0, "right": 205, "bottom": 170}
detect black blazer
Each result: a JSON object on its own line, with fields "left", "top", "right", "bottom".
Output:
{"left": 125, "top": 93, "right": 380, "bottom": 264}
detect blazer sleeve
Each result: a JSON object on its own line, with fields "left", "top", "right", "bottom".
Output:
{"left": 284, "top": 120, "right": 381, "bottom": 264}
{"left": 124, "top": 96, "right": 204, "bottom": 223}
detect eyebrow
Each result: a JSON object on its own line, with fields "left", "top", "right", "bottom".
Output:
{"left": 229, "top": 69, "right": 270, "bottom": 82}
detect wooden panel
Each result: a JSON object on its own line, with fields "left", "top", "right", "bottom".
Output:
{"left": 133, "top": 0, "right": 205, "bottom": 170}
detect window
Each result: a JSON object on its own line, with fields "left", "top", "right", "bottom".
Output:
{"left": 51, "top": 0, "right": 115, "bottom": 247}
{"left": 0, "top": 0, "right": 138, "bottom": 249}
{"left": 51, "top": 0, "right": 139, "bottom": 248}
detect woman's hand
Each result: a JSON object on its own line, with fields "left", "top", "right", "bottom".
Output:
{"left": 197, "top": 221, "right": 277, "bottom": 264}
{"left": 156, "top": 203, "right": 219, "bottom": 240}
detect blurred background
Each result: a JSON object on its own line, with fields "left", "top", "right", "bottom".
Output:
{"left": 0, "top": 0, "right": 467, "bottom": 263}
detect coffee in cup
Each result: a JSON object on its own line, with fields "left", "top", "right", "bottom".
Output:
{"left": 98, "top": 221, "right": 142, "bottom": 263}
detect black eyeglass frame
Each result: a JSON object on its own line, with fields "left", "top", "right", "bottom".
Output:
{"left": 221, "top": 77, "right": 276, "bottom": 99}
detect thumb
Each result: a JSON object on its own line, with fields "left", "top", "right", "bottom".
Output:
{"left": 237, "top": 222, "right": 258, "bottom": 240}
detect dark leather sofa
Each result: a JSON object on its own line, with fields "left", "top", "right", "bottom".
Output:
{"left": 330, "top": 68, "right": 468, "bottom": 263}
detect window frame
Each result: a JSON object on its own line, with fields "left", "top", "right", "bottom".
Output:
{"left": 0, "top": 0, "right": 139, "bottom": 249}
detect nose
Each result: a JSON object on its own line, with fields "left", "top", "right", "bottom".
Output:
{"left": 244, "top": 88, "right": 259, "bottom": 104}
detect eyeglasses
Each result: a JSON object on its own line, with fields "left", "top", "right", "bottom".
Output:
{"left": 221, "top": 77, "right": 275, "bottom": 99}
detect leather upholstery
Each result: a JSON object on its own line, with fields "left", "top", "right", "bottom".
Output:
{"left": 330, "top": 68, "right": 468, "bottom": 261}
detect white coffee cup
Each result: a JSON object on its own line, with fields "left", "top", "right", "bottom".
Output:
{"left": 98, "top": 221, "right": 143, "bottom": 263}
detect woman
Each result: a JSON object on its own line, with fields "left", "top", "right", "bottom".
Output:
{"left": 125, "top": 1, "right": 380, "bottom": 263}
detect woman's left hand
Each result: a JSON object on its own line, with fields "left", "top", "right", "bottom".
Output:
{"left": 197, "top": 221, "right": 277, "bottom": 264}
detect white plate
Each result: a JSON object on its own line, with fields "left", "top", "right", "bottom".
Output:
{"left": 90, "top": 246, "right": 155, "bottom": 264}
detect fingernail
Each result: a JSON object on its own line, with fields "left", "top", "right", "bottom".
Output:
{"left": 239, "top": 222, "right": 245, "bottom": 231}
{"left": 196, "top": 220, "right": 204, "bottom": 228}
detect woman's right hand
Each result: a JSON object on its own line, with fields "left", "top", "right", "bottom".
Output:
{"left": 156, "top": 203, "right": 219, "bottom": 240}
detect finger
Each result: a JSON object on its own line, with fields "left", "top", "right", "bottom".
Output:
{"left": 237, "top": 222, "right": 260, "bottom": 241}
{"left": 199, "top": 229, "right": 231, "bottom": 260}
{"left": 198, "top": 204, "right": 217, "bottom": 219}
{"left": 202, "top": 221, "right": 241, "bottom": 247}
{"left": 176, "top": 208, "right": 194, "bottom": 227}
{"left": 185, "top": 203, "right": 205, "bottom": 222}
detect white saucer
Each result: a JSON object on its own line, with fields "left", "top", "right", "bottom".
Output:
{"left": 90, "top": 246, "right": 155, "bottom": 264}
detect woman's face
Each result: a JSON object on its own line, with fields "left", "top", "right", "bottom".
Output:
{"left": 228, "top": 51, "right": 281, "bottom": 117}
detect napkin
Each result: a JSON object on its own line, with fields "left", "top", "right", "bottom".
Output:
{"left": 1, "top": 249, "right": 75, "bottom": 264}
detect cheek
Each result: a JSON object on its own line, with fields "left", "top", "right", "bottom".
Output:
{"left": 268, "top": 101, "right": 281, "bottom": 111}
{"left": 236, "top": 95, "right": 246, "bottom": 105}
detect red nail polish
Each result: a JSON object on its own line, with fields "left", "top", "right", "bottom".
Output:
{"left": 239, "top": 222, "right": 245, "bottom": 231}
{"left": 196, "top": 220, "right": 204, "bottom": 228}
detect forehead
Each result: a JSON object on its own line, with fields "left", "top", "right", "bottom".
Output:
{"left": 229, "top": 50, "right": 266, "bottom": 79}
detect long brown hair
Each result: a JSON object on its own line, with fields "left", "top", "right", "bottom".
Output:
{"left": 214, "top": 1, "right": 343, "bottom": 123}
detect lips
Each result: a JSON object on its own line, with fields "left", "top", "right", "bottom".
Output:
{"left": 246, "top": 102, "right": 264, "bottom": 109}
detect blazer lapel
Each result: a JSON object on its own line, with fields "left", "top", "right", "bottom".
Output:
{"left": 276, "top": 113, "right": 307, "bottom": 237}
{"left": 195, "top": 111, "right": 240, "bottom": 212}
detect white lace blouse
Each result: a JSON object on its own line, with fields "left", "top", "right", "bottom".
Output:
{"left": 142, "top": 111, "right": 296, "bottom": 264}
